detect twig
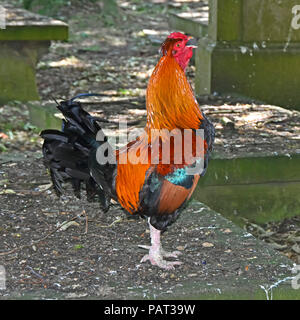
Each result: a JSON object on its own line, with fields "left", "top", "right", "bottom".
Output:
{"left": 14, "top": 203, "right": 34, "bottom": 214}
{"left": 25, "top": 266, "right": 44, "bottom": 280}
{"left": 82, "top": 99, "right": 145, "bottom": 106}
{"left": 96, "top": 217, "right": 134, "bottom": 228}
{"left": 93, "top": 117, "right": 141, "bottom": 126}
{"left": 83, "top": 209, "right": 88, "bottom": 234}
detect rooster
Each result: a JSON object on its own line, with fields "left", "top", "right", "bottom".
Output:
{"left": 41, "top": 32, "right": 215, "bottom": 269}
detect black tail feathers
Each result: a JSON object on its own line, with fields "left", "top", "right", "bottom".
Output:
{"left": 41, "top": 95, "right": 114, "bottom": 211}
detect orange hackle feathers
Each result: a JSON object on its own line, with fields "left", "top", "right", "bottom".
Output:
{"left": 146, "top": 55, "right": 203, "bottom": 131}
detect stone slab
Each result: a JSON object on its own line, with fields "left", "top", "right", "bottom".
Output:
{"left": 0, "top": 4, "right": 68, "bottom": 103}
{"left": 0, "top": 4, "right": 68, "bottom": 41}
{"left": 195, "top": 181, "right": 300, "bottom": 226}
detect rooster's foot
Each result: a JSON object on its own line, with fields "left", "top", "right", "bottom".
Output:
{"left": 139, "top": 245, "right": 182, "bottom": 259}
{"left": 140, "top": 251, "right": 182, "bottom": 270}
{"left": 139, "top": 222, "right": 183, "bottom": 269}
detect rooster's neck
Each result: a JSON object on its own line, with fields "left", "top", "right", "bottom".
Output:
{"left": 146, "top": 55, "right": 202, "bottom": 131}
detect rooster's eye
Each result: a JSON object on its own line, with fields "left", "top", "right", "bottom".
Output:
{"left": 176, "top": 43, "right": 180, "bottom": 48}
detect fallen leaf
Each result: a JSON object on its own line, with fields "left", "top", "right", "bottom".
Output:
{"left": 60, "top": 211, "right": 71, "bottom": 215}
{"left": 0, "top": 189, "right": 16, "bottom": 195}
{"left": 42, "top": 212, "right": 57, "bottom": 217}
{"left": 287, "top": 235, "right": 300, "bottom": 243}
{"left": 292, "top": 244, "right": 300, "bottom": 254}
{"left": 268, "top": 242, "right": 287, "bottom": 250}
{"left": 0, "top": 133, "right": 8, "bottom": 139}
{"left": 0, "top": 179, "right": 9, "bottom": 186}
{"left": 248, "top": 256, "right": 257, "bottom": 261}
{"left": 202, "top": 242, "right": 214, "bottom": 248}
{"left": 188, "top": 273, "right": 198, "bottom": 277}
{"left": 37, "top": 183, "right": 53, "bottom": 192}
{"left": 260, "top": 231, "right": 275, "bottom": 238}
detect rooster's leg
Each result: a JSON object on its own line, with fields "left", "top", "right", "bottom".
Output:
{"left": 140, "top": 222, "right": 182, "bottom": 270}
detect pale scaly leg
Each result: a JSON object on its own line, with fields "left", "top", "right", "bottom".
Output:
{"left": 140, "top": 222, "right": 182, "bottom": 270}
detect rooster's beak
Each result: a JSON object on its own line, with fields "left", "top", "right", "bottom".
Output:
{"left": 186, "top": 37, "right": 198, "bottom": 48}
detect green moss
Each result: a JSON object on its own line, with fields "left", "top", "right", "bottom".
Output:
{"left": 173, "top": 286, "right": 300, "bottom": 300}
{"left": 0, "top": 54, "right": 39, "bottom": 103}
{"left": 196, "top": 40, "right": 300, "bottom": 110}
{"left": 213, "top": 44, "right": 300, "bottom": 109}
{"left": 194, "top": 181, "right": 300, "bottom": 225}
{"left": 0, "top": 25, "right": 68, "bottom": 41}
{"left": 0, "top": 40, "right": 53, "bottom": 103}
{"left": 209, "top": 0, "right": 300, "bottom": 43}
{"left": 194, "top": 151, "right": 300, "bottom": 225}
{"left": 209, "top": 0, "right": 242, "bottom": 41}
{"left": 199, "top": 155, "right": 300, "bottom": 186}
{"left": 242, "top": 0, "right": 300, "bottom": 42}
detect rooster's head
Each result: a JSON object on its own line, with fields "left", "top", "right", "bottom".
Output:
{"left": 161, "top": 32, "right": 197, "bottom": 71}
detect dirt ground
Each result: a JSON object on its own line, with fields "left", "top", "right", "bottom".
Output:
{"left": 0, "top": 157, "right": 295, "bottom": 299}
{"left": 0, "top": 0, "right": 300, "bottom": 299}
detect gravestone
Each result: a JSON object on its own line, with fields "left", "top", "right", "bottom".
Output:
{"left": 195, "top": 0, "right": 300, "bottom": 110}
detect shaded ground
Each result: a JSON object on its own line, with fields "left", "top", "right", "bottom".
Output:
{"left": 244, "top": 217, "right": 300, "bottom": 264}
{"left": 0, "top": 0, "right": 300, "bottom": 299}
